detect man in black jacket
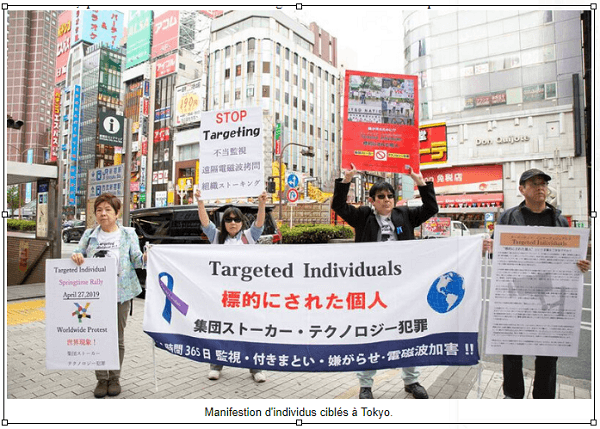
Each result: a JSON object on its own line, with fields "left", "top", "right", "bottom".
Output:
{"left": 332, "top": 163, "right": 439, "bottom": 399}
{"left": 484, "top": 168, "right": 590, "bottom": 399}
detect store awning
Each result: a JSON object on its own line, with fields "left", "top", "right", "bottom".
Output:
{"left": 436, "top": 192, "right": 504, "bottom": 207}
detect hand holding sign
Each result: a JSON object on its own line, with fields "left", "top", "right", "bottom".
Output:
{"left": 342, "top": 163, "right": 359, "bottom": 184}
{"left": 407, "top": 165, "right": 426, "bottom": 186}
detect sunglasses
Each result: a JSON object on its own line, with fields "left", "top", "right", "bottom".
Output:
{"left": 375, "top": 194, "right": 395, "bottom": 200}
{"left": 224, "top": 217, "right": 242, "bottom": 223}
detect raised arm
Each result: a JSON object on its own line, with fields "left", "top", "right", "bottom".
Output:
{"left": 194, "top": 189, "right": 210, "bottom": 228}
{"left": 255, "top": 191, "right": 267, "bottom": 228}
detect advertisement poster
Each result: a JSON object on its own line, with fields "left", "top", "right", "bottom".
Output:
{"left": 198, "top": 107, "right": 264, "bottom": 200}
{"left": 485, "top": 225, "right": 590, "bottom": 357}
{"left": 421, "top": 164, "right": 503, "bottom": 195}
{"left": 151, "top": 10, "right": 179, "bottom": 59}
{"left": 419, "top": 123, "right": 447, "bottom": 165}
{"left": 422, "top": 217, "right": 451, "bottom": 238}
{"left": 55, "top": 11, "right": 72, "bottom": 84}
{"left": 144, "top": 237, "right": 483, "bottom": 372}
{"left": 343, "top": 70, "right": 419, "bottom": 173}
{"left": 45, "top": 258, "right": 119, "bottom": 370}
{"left": 126, "top": 10, "right": 153, "bottom": 69}
{"left": 175, "top": 80, "right": 203, "bottom": 126}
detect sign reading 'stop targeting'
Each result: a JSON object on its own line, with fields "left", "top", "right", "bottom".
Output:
{"left": 198, "top": 107, "right": 264, "bottom": 200}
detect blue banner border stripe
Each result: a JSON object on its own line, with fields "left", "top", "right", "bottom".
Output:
{"left": 144, "top": 331, "right": 479, "bottom": 372}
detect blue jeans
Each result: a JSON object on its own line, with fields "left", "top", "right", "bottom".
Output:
{"left": 357, "top": 367, "right": 420, "bottom": 388}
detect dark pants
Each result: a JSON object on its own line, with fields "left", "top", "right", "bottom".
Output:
{"left": 503, "top": 354, "right": 558, "bottom": 399}
{"left": 96, "top": 300, "right": 130, "bottom": 381}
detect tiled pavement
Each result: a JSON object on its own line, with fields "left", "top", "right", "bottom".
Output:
{"left": 6, "top": 284, "right": 591, "bottom": 400}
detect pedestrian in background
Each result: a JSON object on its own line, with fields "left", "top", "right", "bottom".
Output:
{"left": 331, "top": 163, "right": 439, "bottom": 399}
{"left": 195, "top": 188, "right": 268, "bottom": 383}
{"left": 71, "top": 193, "right": 147, "bottom": 398}
{"left": 483, "top": 168, "right": 590, "bottom": 399}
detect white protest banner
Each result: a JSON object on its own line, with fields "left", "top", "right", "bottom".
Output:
{"left": 485, "top": 225, "right": 590, "bottom": 357}
{"left": 45, "top": 258, "right": 119, "bottom": 370}
{"left": 143, "top": 237, "right": 482, "bottom": 372}
{"left": 198, "top": 106, "right": 264, "bottom": 199}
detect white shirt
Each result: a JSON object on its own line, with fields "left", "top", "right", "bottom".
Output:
{"left": 95, "top": 228, "right": 121, "bottom": 275}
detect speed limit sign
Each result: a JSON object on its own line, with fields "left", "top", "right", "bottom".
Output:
{"left": 286, "top": 188, "right": 299, "bottom": 203}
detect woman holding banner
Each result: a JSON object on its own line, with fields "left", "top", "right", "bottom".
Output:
{"left": 195, "top": 188, "right": 268, "bottom": 383}
{"left": 71, "top": 193, "right": 147, "bottom": 398}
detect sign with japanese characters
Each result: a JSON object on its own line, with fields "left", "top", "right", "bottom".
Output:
{"left": 144, "top": 237, "right": 483, "bottom": 372}
{"left": 343, "top": 70, "right": 419, "bottom": 174}
{"left": 151, "top": 10, "right": 179, "bottom": 59}
{"left": 45, "top": 258, "right": 119, "bottom": 370}
{"left": 175, "top": 80, "right": 204, "bottom": 126}
{"left": 71, "top": 9, "right": 124, "bottom": 48}
{"left": 55, "top": 11, "right": 72, "bottom": 84}
{"left": 156, "top": 53, "right": 177, "bottom": 79}
{"left": 421, "top": 164, "right": 503, "bottom": 195}
{"left": 485, "top": 226, "right": 589, "bottom": 357}
{"left": 51, "top": 88, "right": 61, "bottom": 162}
{"left": 419, "top": 123, "right": 447, "bottom": 165}
{"left": 198, "top": 107, "right": 264, "bottom": 200}
{"left": 126, "top": 10, "right": 153, "bottom": 69}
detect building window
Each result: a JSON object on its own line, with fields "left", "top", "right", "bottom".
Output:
{"left": 418, "top": 39, "right": 426, "bottom": 57}
{"left": 263, "top": 62, "right": 270, "bottom": 73}
{"left": 543, "top": 10, "right": 553, "bottom": 23}
{"left": 276, "top": 43, "right": 281, "bottom": 55}
{"left": 285, "top": 92, "right": 289, "bottom": 104}
{"left": 302, "top": 58, "right": 307, "bottom": 69}
{"left": 331, "top": 94, "right": 335, "bottom": 104}
{"left": 293, "top": 119, "right": 297, "bottom": 130}
{"left": 262, "top": 85, "right": 270, "bottom": 98}
{"left": 179, "top": 63, "right": 186, "bottom": 70}
{"left": 294, "top": 53, "right": 299, "bottom": 64}
{"left": 276, "top": 65, "right": 280, "bottom": 77}
{"left": 284, "top": 115, "right": 289, "bottom": 127}
{"left": 285, "top": 70, "right": 289, "bottom": 82}
{"left": 294, "top": 74, "right": 298, "bottom": 85}
{"left": 224, "top": 92, "right": 229, "bottom": 103}
{"left": 276, "top": 88, "right": 280, "bottom": 101}
{"left": 236, "top": 64, "right": 242, "bottom": 76}
{"left": 332, "top": 113, "right": 335, "bottom": 123}
{"left": 225, "top": 46, "right": 231, "bottom": 57}
{"left": 310, "top": 63, "right": 314, "bottom": 73}
{"left": 310, "top": 124, "right": 313, "bottom": 135}
{"left": 302, "top": 122, "right": 306, "bottom": 132}
{"left": 302, "top": 79, "right": 306, "bottom": 90}
{"left": 247, "top": 86, "right": 255, "bottom": 97}
{"left": 293, "top": 97, "right": 298, "bottom": 108}
{"left": 235, "top": 89, "right": 241, "bottom": 100}
{"left": 302, "top": 100, "right": 306, "bottom": 111}
{"left": 248, "top": 38, "right": 256, "bottom": 52}
{"left": 225, "top": 68, "right": 230, "bottom": 79}
{"left": 285, "top": 48, "right": 290, "bottom": 60}
{"left": 247, "top": 61, "right": 255, "bottom": 73}
{"left": 236, "top": 42, "right": 242, "bottom": 54}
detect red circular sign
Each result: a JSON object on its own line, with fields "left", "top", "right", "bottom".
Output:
{"left": 286, "top": 188, "right": 299, "bottom": 203}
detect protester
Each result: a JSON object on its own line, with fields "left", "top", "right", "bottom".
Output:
{"left": 195, "top": 188, "right": 268, "bottom": 383}
{"left": 71, "top": 193, "right": 147, "bottom": 398}
{"left": 483, "top": 168, "right": 590, "bottom": 399}
{"left": 331, "top": 163, "right": 439, "bottom": 399}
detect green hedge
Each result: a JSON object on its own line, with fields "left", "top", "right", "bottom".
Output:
{"left": 7, "top": 219, "right": 36, "bottom": 231}
{"left": 280, "top": 223, "right": 354, "bottom": 244}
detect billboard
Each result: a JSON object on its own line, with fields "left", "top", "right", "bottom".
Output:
{"left": 419, "top": 123, "right": 447, "bottom": 165}
{"left": 126, "top": 10, "right": 153, "bottom": 69}
{"left": 156, "top": 53, "right": 177, "bottom": 78}
{"left": 50, "top": 88, "right": 61, "bottom": 162}
{"left": 343, "top": 70, "right": 419, "bottom": 173}
{"left": 71, "top": 10, "right": 124, "bottom": 48}
{"left": 55, "top": 11, "right": 72, "bottom": 84}
{"left": 151, "top": 10, "right": 179, "bottom": 59}
{"left": 174, "top": 80, "right": 203, "bottom": 126}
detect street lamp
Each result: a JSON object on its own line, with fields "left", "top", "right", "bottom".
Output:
{"left": 278, "top": 142, "right": 314, "bottom": 220}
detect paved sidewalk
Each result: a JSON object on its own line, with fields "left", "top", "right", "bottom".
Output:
{"left": 6, "top": 284, "right": 592, "bottom": 400}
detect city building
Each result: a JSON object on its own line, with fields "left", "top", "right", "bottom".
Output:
{"left": 403, "top": 9, "right": 590, "bottom": 231}
{"left": 207, "top": 10, "right": 341, "bottom": 193}
{"left": 7, "top": 10, "right": 60, "bottom": 212}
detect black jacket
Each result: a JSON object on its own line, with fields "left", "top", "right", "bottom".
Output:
{"left": 497, "top": 200, "right": 568, "bottom": 227}
{"left": 331, "top": 178, "right": 439, "bottom": 242}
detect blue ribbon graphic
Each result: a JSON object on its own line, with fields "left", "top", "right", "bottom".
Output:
{"left": 158, "top": 272, "right": 189, "bottom": 323}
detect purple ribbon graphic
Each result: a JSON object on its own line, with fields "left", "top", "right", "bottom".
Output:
{"left": 159, "top": 272, "right": 189, "bottom": 323}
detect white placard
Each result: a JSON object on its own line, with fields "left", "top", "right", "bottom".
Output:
{"left": 485, "top": 225, "right": 589, "bottom": 357}
{"left": 143, "top": 237, "right": 483, "bottom": 372}
{"left": 45, "top": 258, "right": 119, "bottom": 370}
{"left": 198, "top": 107, "right": 264, "bottom": 199}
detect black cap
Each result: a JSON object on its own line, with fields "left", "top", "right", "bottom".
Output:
{"left": 519, "top": 168, "right": 551, "bottom": 185}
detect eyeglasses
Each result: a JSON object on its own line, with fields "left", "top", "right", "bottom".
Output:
{"left": 375, "top": 194, "right": 395, "bottom": 200}
{"left": 224, "top": 217, "right": 242, "bottom": 223}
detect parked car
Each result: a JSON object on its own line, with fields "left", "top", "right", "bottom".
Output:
{"left": 62, "top": 220, "right": 86, "bottom": 243}
{"left": 130, "top": 203, "right": 281, "bottom": 294}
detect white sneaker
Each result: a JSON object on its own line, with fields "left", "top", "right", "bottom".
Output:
{"left": 208, "top": 370, "right": 221, "bottom": 380}
{"left": 252, "top": 372, "right": 266, "bottom": 383}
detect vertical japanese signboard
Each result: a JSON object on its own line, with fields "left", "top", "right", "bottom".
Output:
{"left": 343, "top": 70, "right": 419, "bottom": 173}
{"left": 68, "top": 85, "right": 81, "bottom": 206}
{"left": 50, "top": 88, "right": 61, "bottom": 162}
{"left": 419, "top": 123, "right": 447, "bottom": 165}
{"left": 151, "top": 10, "right": 179, "bottom": 59}
{"left": 71, "top": 10, "right": 124, "bottom": 48}
{"left": 46, "top": 259, "right": 119, "bottom": 370}
{"left": 198, "top": 107, "right": 264, "bottom": 200}
{"left": 126, "top": 10, "right": 153, "bottom": 69}
{"left": 55, "top": 11, "right": 72, "bottom": 84}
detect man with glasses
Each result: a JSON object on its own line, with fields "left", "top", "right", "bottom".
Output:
{"left": 331, "top": 163, "right": 439, "bottom": 399}
{"left": 484, "top": 168, "right": 590, "bottom": 399}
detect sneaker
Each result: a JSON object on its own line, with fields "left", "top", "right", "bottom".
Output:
{"left": 359, "top": 387, "right": 373, "bottom": 399}
{"left": 93, "top": 380, "right": 109, "bottom": 398}
{"left": 107, "top": 379, "right": 121, "bottom": 397}
{"left": 404, "top": 382, "right": 429, "bottom": 399}
{"left": 252, "top": 372, "right": 266, "bottom": 383}
{"left": 208, "top": 369, "right": 221, "bottom": 380}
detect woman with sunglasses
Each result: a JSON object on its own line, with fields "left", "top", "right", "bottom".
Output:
{"left": 195, "top": 188, "right": 268, "bottom": 382}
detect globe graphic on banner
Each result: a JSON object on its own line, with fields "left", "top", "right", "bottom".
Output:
{"left": 427, "top": 271, "right": 465, "bottom": 313}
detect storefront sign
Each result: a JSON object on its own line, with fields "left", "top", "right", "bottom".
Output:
{"left": 476, "top": 135, "right": 530, "bottom": 146}
{"left": 422, "top": 164, "right": 503, "bottom": 195}
{"left": 175, "top": 80, "right": 203, "bottom": 126}
{"left": 419, "top": 123, "right": 447, "bottom": 165}
{"left": 156, "top": 53, "right": 177, "bottom": 78}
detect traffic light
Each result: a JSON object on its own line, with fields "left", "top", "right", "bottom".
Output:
{"left": 7, "top": 116, "right": 24, "bottom": 130}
